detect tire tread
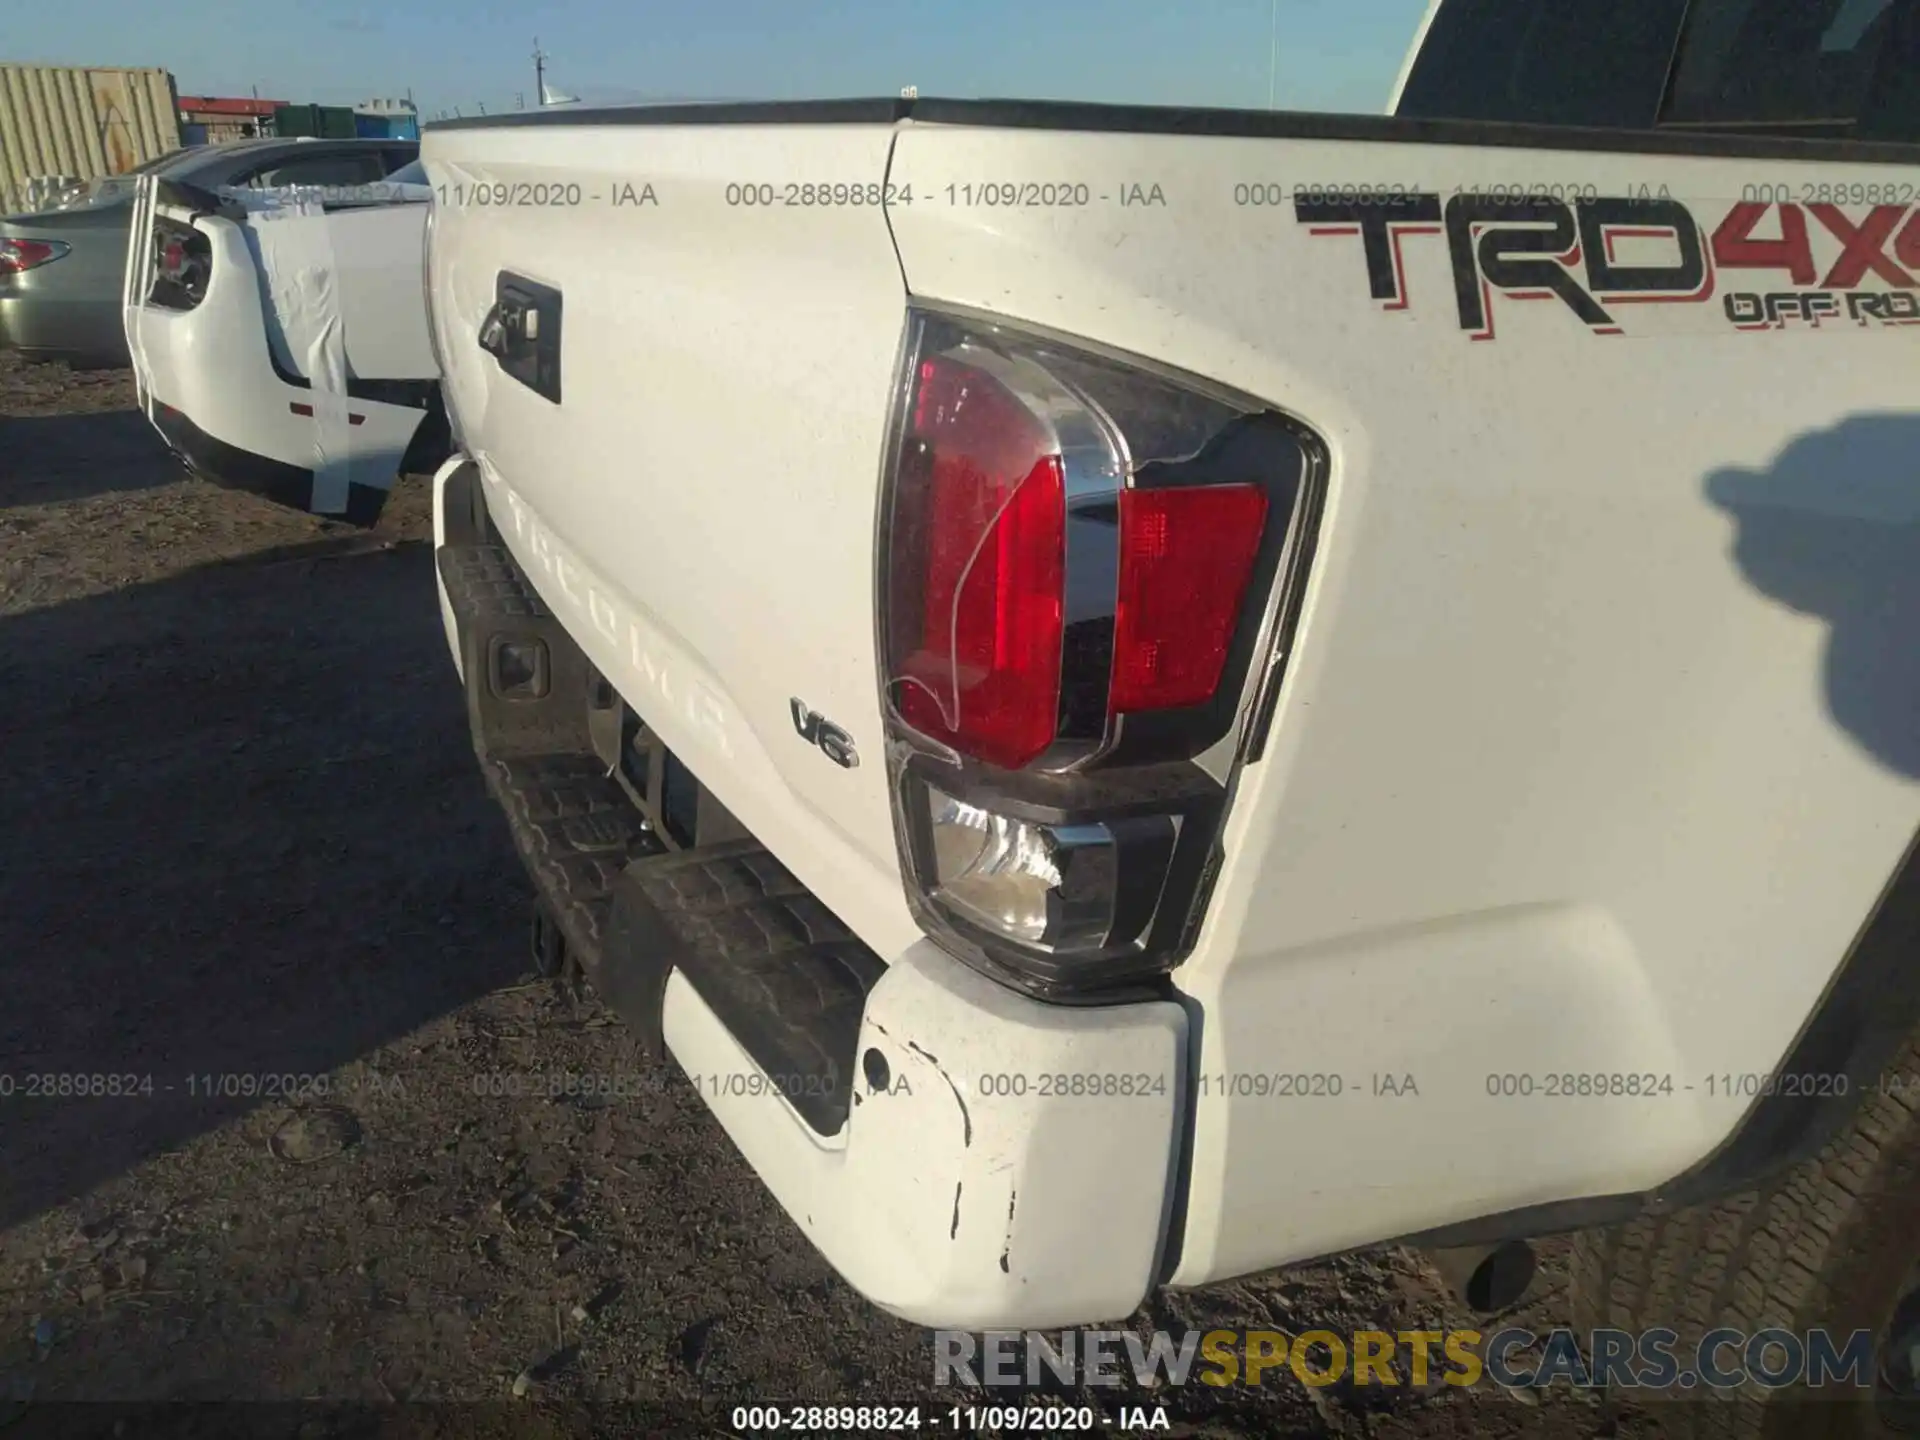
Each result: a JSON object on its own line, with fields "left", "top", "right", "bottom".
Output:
{"left": 1570, "top": 1029, "right": 1920, "bottom": 1438}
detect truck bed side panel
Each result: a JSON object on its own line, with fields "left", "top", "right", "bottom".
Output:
{"left": 885, "top": 124, "right": 1920, "bottom": 1283}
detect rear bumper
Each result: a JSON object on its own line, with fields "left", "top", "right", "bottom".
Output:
{"left": 430, "top": 457, "right": 1185, "bottom": 1329}
{"left": 0, "top": 293, "right": 129, "bottom": 367}
{"left": 662, "top": 943, "right": 1186, "bottom": 1329}
{"left": 151, "top": 401, "right": 388, "bottom": 523}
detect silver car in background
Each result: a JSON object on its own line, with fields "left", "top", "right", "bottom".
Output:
{"left": 0, "top": 137, "right": 417, "bottom": 368}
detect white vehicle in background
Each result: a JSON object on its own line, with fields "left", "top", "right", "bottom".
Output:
{"left": 121, "top": 160, "right": 449, "bottom": 523}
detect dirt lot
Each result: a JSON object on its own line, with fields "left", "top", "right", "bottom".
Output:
{"left": 0, "top": 353, "right": 1667, "bottom": 1439}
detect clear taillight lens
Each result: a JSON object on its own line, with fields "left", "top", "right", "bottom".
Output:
{"left": 926, "top": 786, "right": 1065, "bottom": 944}
{"left": 924, "top": 782, "right": 1130, "bottom": 949}
{"left": 880, "top": 309, "right": 1325, "bottom": 996}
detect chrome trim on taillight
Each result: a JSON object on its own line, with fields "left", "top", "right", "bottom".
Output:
{"left": 949, "top": 342, "right": 1128, "bottom": 774}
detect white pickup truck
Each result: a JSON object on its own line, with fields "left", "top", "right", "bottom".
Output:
{"left": 416, "top": 0, "right": 1920, "bottom": 1425}
{"left": 121, "top": 165, "right": 447, "bottom": 522}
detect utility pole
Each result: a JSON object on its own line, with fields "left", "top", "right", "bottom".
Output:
{"left": 516, "top": 92, "right": 525, "bottom": 110}
{"left": 533, "top": 38, "right": 548, "bottom": 104}
{"left": 1267, "top": 0, "right": 1279, "bottom": 109}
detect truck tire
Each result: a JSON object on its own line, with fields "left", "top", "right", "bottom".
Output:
{"left": 1569, "top": 1025, "right": 1920, "bottom": 1438}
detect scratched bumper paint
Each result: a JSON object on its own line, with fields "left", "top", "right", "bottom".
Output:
{"left": 660, "top": 940, "right": 1187, "bottom": 1330}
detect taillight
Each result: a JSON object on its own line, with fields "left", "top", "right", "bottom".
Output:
{"left": 879, "top": 309, "right": 1326, "bottom": 997}
{"left": 0, "top": 238, "right": 70, "bottom": 274}
{"left": 147, "top": 218, "right": 211, "bottom": 310}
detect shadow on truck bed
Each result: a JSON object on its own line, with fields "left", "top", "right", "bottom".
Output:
{"left": 1706, "top": 412, "right": 1920, "bottom": 780}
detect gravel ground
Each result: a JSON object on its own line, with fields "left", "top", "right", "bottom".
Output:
{"left": 0, "top": 353, "right": 1662, "bottom": 1439}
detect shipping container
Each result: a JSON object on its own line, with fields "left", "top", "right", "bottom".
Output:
{"left": 177, "top": 95, "right": 283, "bottom": 146}
{"left": 354, "top": 97, "right": 418, "bottom": 144}
{"left": 186, "top": 119, "right": 267, "bottom": 143}
{"left": 0, "top": 63, "right": 181, "bottom": 214}
{"left": 272, "top": 103, "right": 358, "bottom": 140}
{"left": 354, "top": 113, "right": 418, "bottom": 142}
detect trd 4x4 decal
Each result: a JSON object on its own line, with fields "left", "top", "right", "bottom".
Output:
{"left": 1298, "top": 193, "right": 1920, "bottom": 338}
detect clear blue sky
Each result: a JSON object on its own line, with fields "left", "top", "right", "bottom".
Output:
{"left": 7, "top": 0, "right": 1432, "bottom": 121}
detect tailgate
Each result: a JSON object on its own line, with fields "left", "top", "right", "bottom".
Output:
{"left": 421, "top": 115, "right": 920, "bottom": 957}
{"left": 883, "top": 115, "right": 1920, "bottom": 1284}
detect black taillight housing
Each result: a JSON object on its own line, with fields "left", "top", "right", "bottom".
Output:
{"left": 877, "top": 308, "right": 1326, "bottom": 999}
{"left": 148, "top": 216, "right": 212, "bottom": 311}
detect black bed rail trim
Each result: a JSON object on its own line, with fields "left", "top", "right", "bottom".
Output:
{"left": 426, "top": 98, "right": 912, "bottom": 132}
{"left": 427, "top": 95, "right": 1920, "bottom": 165}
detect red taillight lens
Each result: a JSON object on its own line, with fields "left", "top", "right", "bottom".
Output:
{"left": 892, "top": 353, "right": 1067, "bottom": 770}
{"left": 0, "top": 238, "right": 68, "bottom": 274}
{"left": 1111, "top": 484, "right": 1269, "bottom": 713}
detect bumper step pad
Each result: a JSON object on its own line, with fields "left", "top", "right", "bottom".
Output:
{"left": 606, "top": 844, "right": 886, "bottom": 1136}
{"left": 481, "top": 752, "right": 667, "bottom": 972}
{"left": 439, "top": 537, "right": 885, "bottom": 1139}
